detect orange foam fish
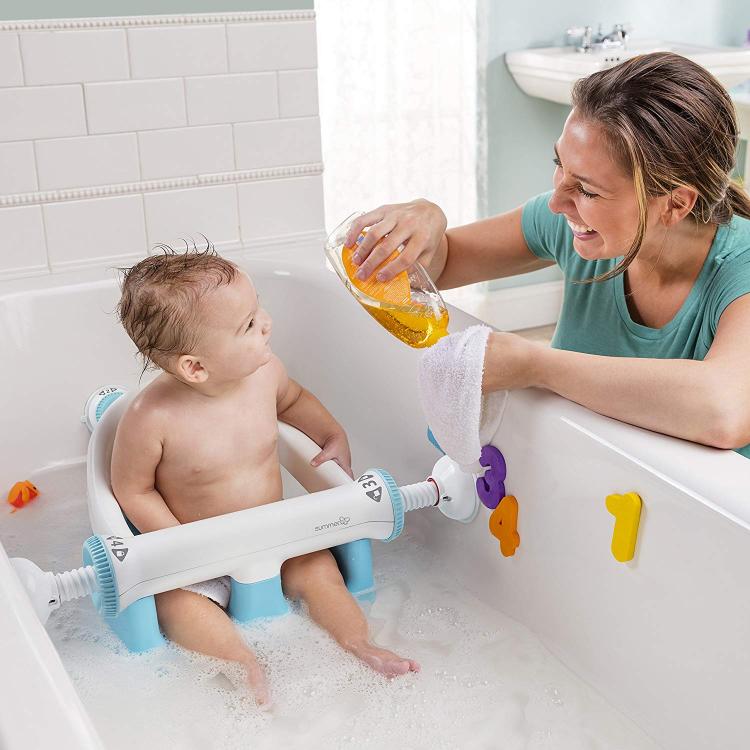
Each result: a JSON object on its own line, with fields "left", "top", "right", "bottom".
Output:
{"left": 342, "top": 230, "right": 411, "bottom": 306}
{"left": 7, "top": 480, "right": 39, "bottom": 512}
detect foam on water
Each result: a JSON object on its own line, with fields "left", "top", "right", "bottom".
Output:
{"left": 1, "top": 464, "right": 662, "bottom": 750}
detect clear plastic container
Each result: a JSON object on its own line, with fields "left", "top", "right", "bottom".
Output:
{"left": 324, "top": 213, "right": 449, "bottom": 348}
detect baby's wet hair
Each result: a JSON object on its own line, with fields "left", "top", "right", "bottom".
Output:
{"left": 117, "top": 238, "right": 237, "bottom": 371}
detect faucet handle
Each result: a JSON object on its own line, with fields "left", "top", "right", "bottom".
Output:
{"left": 566, "top": 25, "right": 591, "bottom": 39}
{"left": 566, "top": 25, "right": 593, "bottom": 52}
{"left": 611, "top": 22, "right": 633, "bottom": 40}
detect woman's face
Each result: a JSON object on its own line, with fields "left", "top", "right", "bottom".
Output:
{"left": 548, "top": 110, "right": 656, "bottom": 261}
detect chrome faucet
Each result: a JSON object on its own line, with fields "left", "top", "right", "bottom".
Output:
{"left": 566, "top": 23, "right": 631, "bottom": 54}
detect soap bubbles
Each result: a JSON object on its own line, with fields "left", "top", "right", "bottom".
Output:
{"left": 2, "top": 465, "right": 660, "bottom": 750}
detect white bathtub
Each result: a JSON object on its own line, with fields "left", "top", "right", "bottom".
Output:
{"left": 2, "top": 252, "right": 749, "bottom": 750}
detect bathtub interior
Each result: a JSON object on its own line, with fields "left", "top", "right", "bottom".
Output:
{"left": 1, "top": 462, "right": 665, "bottom": 750}
{"left": 2, "top": 254, "right": 750, "bottom": 750}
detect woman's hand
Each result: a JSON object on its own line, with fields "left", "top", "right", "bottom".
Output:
{"left": 310, "top": 429, "right": 354, "bottom": 479}
{"left": 482, "top": 332, "right": 542, "bottom": 393}
{"left": 344, "top": 199, "right": 448, "bottom": 282}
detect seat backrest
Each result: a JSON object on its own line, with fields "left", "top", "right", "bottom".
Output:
{"left": 86, "top": 391, "right": 353, "bottom": 537}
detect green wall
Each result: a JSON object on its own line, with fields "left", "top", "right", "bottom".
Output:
{"left": 0, "top": 0, "right": 311, "bottom": 19}
{"left": 486, "top": 0, "right": 750, "bottom": 287}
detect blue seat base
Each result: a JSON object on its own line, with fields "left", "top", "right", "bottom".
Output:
{"left": 103, "top": 539, "right": 375, "bottom": 653}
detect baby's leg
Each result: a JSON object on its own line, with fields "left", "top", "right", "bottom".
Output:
{"left": 281, "top": 550, "right": 419, "bottom": 677}
{"left": 155, "top": 588, "right": 270, "bottom": 706}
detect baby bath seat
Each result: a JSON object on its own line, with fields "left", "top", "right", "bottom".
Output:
{"left": 11, "top": 387, "right": 480, "bottom": 652}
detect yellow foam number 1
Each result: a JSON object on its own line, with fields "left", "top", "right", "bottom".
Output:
{"left": 488, "top": 495, "right": 520, "bottom": 557}
{"left": 605, "top": 492, "right": 642, "bottom": 563}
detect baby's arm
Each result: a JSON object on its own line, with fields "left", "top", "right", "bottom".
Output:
{"left": 111, "top": 404, "right": 180, "bottom": 533}
{"left": 271, "top": 355, "right": 353, "bottom": 477}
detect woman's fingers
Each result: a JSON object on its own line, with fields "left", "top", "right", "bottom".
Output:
{"left": 350, "top": 216, "right": 396, "bottom": 268}
{"left": 355, "top": 227, "right": 411, "bottom": 280}
{"left": 340, "top": 199, "right": 446, "bottom": 280}
{"left": 375, "top": 232, "right": 429, "bottom": 281}
{"left": 345, "top": 206, "right": 387, "bottom": 247}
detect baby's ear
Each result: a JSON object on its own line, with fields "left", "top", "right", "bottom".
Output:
{"left": 177, "top": 353, "right": 208, "bottom": 383}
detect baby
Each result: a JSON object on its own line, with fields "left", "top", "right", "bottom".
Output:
{"left": 111, "top": 248, "right": 419, "bottom": 705}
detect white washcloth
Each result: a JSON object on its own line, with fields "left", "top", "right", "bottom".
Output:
{"left": 419, "top": 324, "right": 508, "bottom": 473}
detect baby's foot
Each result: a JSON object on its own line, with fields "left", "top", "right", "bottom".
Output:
{"left": 350, "top": 641, "right": 420, "bottom": 677}
{"left": 244, "top": 659, "right": 272, "bottom": 709}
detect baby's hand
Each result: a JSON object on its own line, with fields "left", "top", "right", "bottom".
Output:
{"left": 311, "top": 430, "right": 353, "bottom": 479}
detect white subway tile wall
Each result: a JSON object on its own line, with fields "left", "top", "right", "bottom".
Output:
{"left": 35, "top": 133, "right": 141, "bottom": 190}
{"left": 278, "top": 69, "right": 319, "bottom": 118}
{"left": 127, "top": 26, "right": 227, "bottom": 80}
{"left": 227, "top": 21, "right": 317, "bottom": 72}
{"left": 0, "top": 33, "right": 23, "bottom": 87}
{"left": 0, "top": 206, "right": 47, "bottom": 278}
{"left": 0, "top": 142, "right": 38, "bottom": 194}
{"left": 185, "top": 73, "right": 278, "bottom": 126}
{"left": 43, "top": 195, "right": 147, "bottom": 270}
{"left": 234, "top": 117, "right": 321, "bottom": 169}
{"left": 238, "top": 175, "right": 324, "bottom": 241}
{"left": 0, "top": 86, "right": 86, "bottom": 142}
{"left": 85, "top": 78, "right": 187, "bottom": 134}
{"left": 143, "top": 185, "right": 239, "bottom": 249}
{"left": 138, "top": 125, "right": 234, "bottom": 179}
{"left": 0, "top": 12, "right": 324, "bottom": 281}
{"left": 19, "top": 30, "right": 129, "bottom": 86}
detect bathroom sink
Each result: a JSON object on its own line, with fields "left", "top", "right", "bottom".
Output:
{"left": 506, "top": 40, "right": 750, "bottom": 105}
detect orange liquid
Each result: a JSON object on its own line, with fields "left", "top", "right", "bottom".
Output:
{"left": 340, "top": 228, "right": 448, "bottom": 347}
{"left": 361, "top": 303, "right": 449, "bottom": 349}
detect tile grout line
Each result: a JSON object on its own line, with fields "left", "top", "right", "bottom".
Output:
{"left": 30, "top": 139, "right": 52, "bottom": 273}
{"left": 16, "top": 32, "right": 26, "bottom": 86}
{"left": 124, "top": 27, "right": 133, "bottom": 79}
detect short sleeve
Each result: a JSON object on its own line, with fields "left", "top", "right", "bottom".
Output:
{"left": 521, "top": 191, "right": 572, "bottom": 271}
{"left": 707, "top": 250, "right": 750, "bottom": 336}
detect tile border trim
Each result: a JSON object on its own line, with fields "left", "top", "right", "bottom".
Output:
{"left": 0, "top": 162, "right": 324, "bottom": 207}
{"left": 0, "top": 11, "right": 315, "bottom": 32}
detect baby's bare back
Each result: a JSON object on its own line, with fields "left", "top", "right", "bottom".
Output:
{"left": 150, "top": 368, "right": 283, "bottom": 523}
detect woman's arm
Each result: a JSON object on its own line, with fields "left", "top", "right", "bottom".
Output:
{"left": 484, "top": 295, "right": 750, "bottom": 449}
{"left": 346, "top": 202, "right": 552, "bottom": 288}
{"left": 438, "top": 207, "right": 553, "bottom": 289}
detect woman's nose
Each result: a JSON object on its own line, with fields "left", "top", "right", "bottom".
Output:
{"left": 548, "top": 182, "right": 572, "bottom": 215}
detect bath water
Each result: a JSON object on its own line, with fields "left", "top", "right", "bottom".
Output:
{"left": 1, "top": 463, "right": 662, "bottom": 750}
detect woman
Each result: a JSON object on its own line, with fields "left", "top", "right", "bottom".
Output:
{"left": 346, "top": 52, "right": 750, "bottom": 456}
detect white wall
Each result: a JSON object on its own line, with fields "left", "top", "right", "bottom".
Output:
{"left": 0, "top": 10, "right": 326, "bottom": 280}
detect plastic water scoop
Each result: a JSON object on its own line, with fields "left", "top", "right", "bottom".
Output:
{"left": 325, "top": 213, "right": 449, "bottom": 348}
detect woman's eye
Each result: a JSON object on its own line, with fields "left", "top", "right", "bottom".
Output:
{"left": 246, "top": 319, "right": 254, "bottom": 331}
{"left": 552, "top": 157, "right": 562, "bottom": 168}
{"left": 576, "top": 184, "right": 599, "bottom": 199}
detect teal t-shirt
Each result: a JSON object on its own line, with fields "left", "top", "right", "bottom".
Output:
{"left": 521, "top": 191, "right": 750, "bottom": 458}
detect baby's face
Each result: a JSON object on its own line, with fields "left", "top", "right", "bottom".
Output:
{"left": 196, "top": 271, "right": 273, "bottom": 381}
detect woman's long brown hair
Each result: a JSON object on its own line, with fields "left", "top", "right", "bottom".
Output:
{"left": 571, "top": 51, "right": 750, "bottom": 282}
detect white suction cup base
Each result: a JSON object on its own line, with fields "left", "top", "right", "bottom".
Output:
{"left": 429, "top": 455, "right": 480, "bottom": 523}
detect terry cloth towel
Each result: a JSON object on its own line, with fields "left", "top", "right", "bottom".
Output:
{"left": 418, "top": 324, "right": 508, "bottom": 473}
{"left": 183, "top": 575, "right": 232, "bottom": 609}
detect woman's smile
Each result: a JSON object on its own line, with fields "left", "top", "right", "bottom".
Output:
{"left": 566, "top": 217, "right": 600, "bottom": 241}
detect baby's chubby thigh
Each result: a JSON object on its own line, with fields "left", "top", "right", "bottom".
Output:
{"left": 280, "top": 548, "right": 345, "bottom": 601}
